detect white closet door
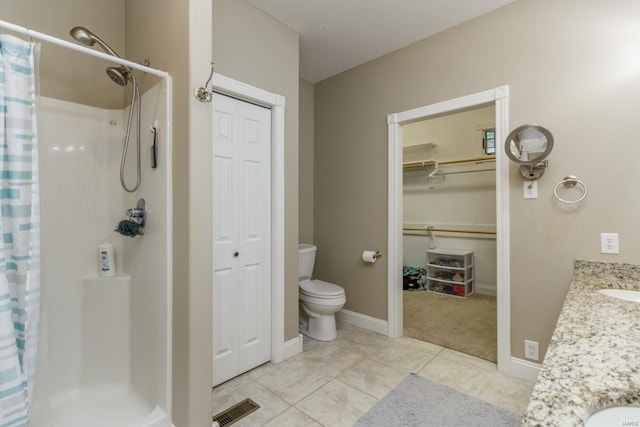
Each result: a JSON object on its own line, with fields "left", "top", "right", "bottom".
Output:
{"left": 212, "top": 94, "right": 271, "bottom": 387}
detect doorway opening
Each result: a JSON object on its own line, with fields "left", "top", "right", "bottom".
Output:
{"left": 387, "top": 86, "right": 511, "bottom": 373}
{"left": 402, "top": 104, "right": 497, "bottom": 362}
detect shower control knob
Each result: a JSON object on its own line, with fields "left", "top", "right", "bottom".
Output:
{"left": 234, "top": 251, "right": 239, "bottom": 257}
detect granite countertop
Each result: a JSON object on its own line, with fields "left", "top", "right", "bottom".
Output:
{"left": 522, "top": 260, "right": 640, "bottom": 426}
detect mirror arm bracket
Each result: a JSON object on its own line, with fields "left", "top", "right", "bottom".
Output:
{"left": 520, "top": 160, "right": 549, "bottom": 180}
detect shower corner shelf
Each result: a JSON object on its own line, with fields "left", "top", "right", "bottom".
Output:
{"left": 426, "top": 248, "right": 474, "bottom": 298}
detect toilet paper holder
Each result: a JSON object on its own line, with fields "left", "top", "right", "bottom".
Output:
{"left": 362, "top": 250, "right": 382, "bottom": 263}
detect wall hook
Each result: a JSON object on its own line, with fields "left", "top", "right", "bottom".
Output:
{"left": 194, "top": 62, "right": 215, "bottom": 102}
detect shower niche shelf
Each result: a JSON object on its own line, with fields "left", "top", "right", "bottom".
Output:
{"left": 426, "top": 248, "right": 474, "bottom": 298}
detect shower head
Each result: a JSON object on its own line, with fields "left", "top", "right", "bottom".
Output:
{"left": 70, "top": 27, "right": 134, "bottom": 87}
{"left": 69, "top": 26, "right": 121, "bottom": 58}
{"left": 106, "top": 66, "right": 130, "bottom": 86}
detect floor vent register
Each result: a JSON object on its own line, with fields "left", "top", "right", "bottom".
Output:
{"left": 212, "top": 398, "right": 260, "bottom": 426}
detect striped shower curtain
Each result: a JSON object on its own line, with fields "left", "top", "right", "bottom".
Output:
{"left": 0, "top": 35, "right": 41, "bottom": 426}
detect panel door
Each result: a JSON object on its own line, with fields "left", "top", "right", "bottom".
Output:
{"left": 212, "top": 94, "right": 271, "bottom": 387}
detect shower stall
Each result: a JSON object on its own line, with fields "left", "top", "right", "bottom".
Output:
{"left": 0, "top": 20, "right": 173, "bottom": 427}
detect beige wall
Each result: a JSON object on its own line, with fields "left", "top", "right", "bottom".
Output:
{"left": 403, "top": 106, "right": 495, "bottom": 160}
{"left": 314, "top": 0, "right": 640, "bottom": 360}
{"left": 125, "top": 0, "right": 201, "bottom": 426}
{"left": 213, "top": 0, "right": 300, "bottom": 341}
{"left": 2, "top": 0, "right": 125, "bottom": 108}
{"left": 299, "top": 78, "right": 315, "bottom": 244}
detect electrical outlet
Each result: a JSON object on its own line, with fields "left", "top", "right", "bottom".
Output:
{"left": 523, "top": 181, "right": 537, "bottom": 199}
{"left": 525, "top": 340, "right": 539, "bottom": 361}
{"left": 601, "top": 233, "right": 619, "bottom": 254}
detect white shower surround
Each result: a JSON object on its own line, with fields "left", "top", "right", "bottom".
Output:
{"left": 33, "top": 81, "right": 172, "bottom": 426}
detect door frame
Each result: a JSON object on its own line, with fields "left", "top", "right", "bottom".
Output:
{"left": 386, "top": 85, "right": 511, "bottom": 374}
{"left": 212, "top": 73, "right": 287, "bottom": 363}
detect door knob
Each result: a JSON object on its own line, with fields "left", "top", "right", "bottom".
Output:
{"left": 234, "top": 251, "right": 239, "bottom": 257}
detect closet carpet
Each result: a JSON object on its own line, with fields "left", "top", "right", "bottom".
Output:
{"left": 403, "top": 291, "right": 497, "bottom": 362}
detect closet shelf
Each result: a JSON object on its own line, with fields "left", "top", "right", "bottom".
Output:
{"left": 403, "top": 155, "right": 495, "bottom": 170}
{"left": 403, "top": 142, "right": 437, "bottom": 151}
{"left": 403, "top": 226, "right": 496, "bottom": 236}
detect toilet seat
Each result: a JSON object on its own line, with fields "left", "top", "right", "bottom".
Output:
{"left": 299, "top": 279, "right": 345, "bottom": 299}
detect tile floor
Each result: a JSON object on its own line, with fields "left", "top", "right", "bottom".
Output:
{"left": 211, "top": 322, "right": 534, "bottom": 427}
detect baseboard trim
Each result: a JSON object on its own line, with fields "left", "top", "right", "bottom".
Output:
{"left": 510, "top": 356, "right": 541, "bottom": 382}
{"left": 283, "top": 333, "right": 303, "bottom": 360}
{"left": 336, "top": 309, "right": 388, "bottom": 335}
{"left": 475, "top": 284, "right": 496, "bottom": 296}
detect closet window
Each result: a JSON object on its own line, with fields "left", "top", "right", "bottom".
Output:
{"left": 483, "top": 129, "right": 496, "bottom": 155}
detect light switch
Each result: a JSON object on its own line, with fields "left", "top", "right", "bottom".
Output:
{"left": 524, "top": 181, "right": 537, "bottom": 199}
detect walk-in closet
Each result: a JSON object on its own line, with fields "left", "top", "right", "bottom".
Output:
{"left": 402, "top": 104, "right": 497, "bottom": 362}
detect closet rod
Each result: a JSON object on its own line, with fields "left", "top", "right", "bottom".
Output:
{"left": 444, "top": 168, "right": 495, "bottom": 175}
{"left": 403, "top": 227, "right": 497, "bottom": 235}
{"left": 403, "top": 156, "right": 496, "bottom": 170}
{"left": 0, "top": 19, "right": 169, "bottom": 78}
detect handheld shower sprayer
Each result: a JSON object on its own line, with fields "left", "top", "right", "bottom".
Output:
{"left": 69, "top": 26, "right": 122, "bottom": 58}
{"left": 69, "top": 26, "right": 131, "bottom": 86}
{"left": 69, "top": 26, "right": 147, "bottom": 193}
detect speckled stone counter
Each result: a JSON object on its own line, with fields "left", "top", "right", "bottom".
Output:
{"left": 522, "top": 260, "right": 640, "bottom": 426}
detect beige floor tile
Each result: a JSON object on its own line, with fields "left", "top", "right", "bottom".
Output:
{"left": 240, "top": 359, "right": 286, "bottom": 384}
{"left": 300, "top": 340, "right": 351, "bottom": 360}
{"left": 296, "top": 379, "right": 378, "bottom": 427}
{"left": 263, "top": 407, "right": 322, "bottom": 427}
{"left": 471, "top": 370, "right": 535, "bottom": 414}
{"left": 333, "top": 324, "right": 394, "bottom": 355}
{"left": 337, "top": 357, "right": 407, "bottom": 399}
{"left": 211, "top": 323, "right": 535, "bottom": 426}
{"left": 253, "top": 339, "right": 363, "bottom": 405}
{"left": 397, "top": 336, "right": 444, "bottom": 355}
{"left": 299, "top": 341, "right": 365, "bottom": 375}
{"left": 211, "top": 380, "right": 289, "bottom": 427}
{"left": 418, "top": 355, "right": 489, "bottom": 405}
{"left": 436, "top": 347, "right": 497, "bottom": 371}
{"left": 369, "top": 338, "right": 440, "bottom": 373}
{"left": 212, "top": 361, "right": 273, "bottom": 392}
{"left": 303, "top": 334, "right": 323, "bottom": 352}
{"left": 417, "top": 352, "right": 534, "bottom": 415}
{"left": 255, "top": 355, "right": 334, "bottom": 404}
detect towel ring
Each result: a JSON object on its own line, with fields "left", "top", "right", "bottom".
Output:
{"left": 554, "top": 175, "right": 588, "bottom": 204}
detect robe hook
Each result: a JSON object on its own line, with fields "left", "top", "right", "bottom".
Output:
{"left": 194, "top": 62, "right": 215, "bottom": 102}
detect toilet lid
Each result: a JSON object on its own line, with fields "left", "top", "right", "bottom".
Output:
{"left": 299, "top": 279, "right": 345, "bottom": 297}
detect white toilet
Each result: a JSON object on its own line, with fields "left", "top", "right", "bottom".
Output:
{"left": 298, "top": 243, "right": 346, "bottom": 341}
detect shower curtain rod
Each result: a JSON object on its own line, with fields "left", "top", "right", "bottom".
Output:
{"left": 0, "top": 19, "right": 169, "bottom": 79}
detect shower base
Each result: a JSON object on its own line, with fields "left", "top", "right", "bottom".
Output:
{"left": 49, "top": 384, "right": 170, "bottom": 427}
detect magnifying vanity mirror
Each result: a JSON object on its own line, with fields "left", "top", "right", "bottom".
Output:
{"left": 504, "top": 124, "right": 554, "bottom": 179}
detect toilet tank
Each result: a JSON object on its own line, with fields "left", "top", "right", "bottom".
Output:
{"left": 298, "top": 243, "right": 317, "bottom": 281}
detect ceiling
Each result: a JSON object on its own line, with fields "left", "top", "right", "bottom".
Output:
{"left": 246, "top": 0, "right": 518, "bottom": 83}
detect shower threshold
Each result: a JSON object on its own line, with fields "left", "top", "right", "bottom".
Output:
{"left": 47, "top": 383, "right": 168, "bottom": 427}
